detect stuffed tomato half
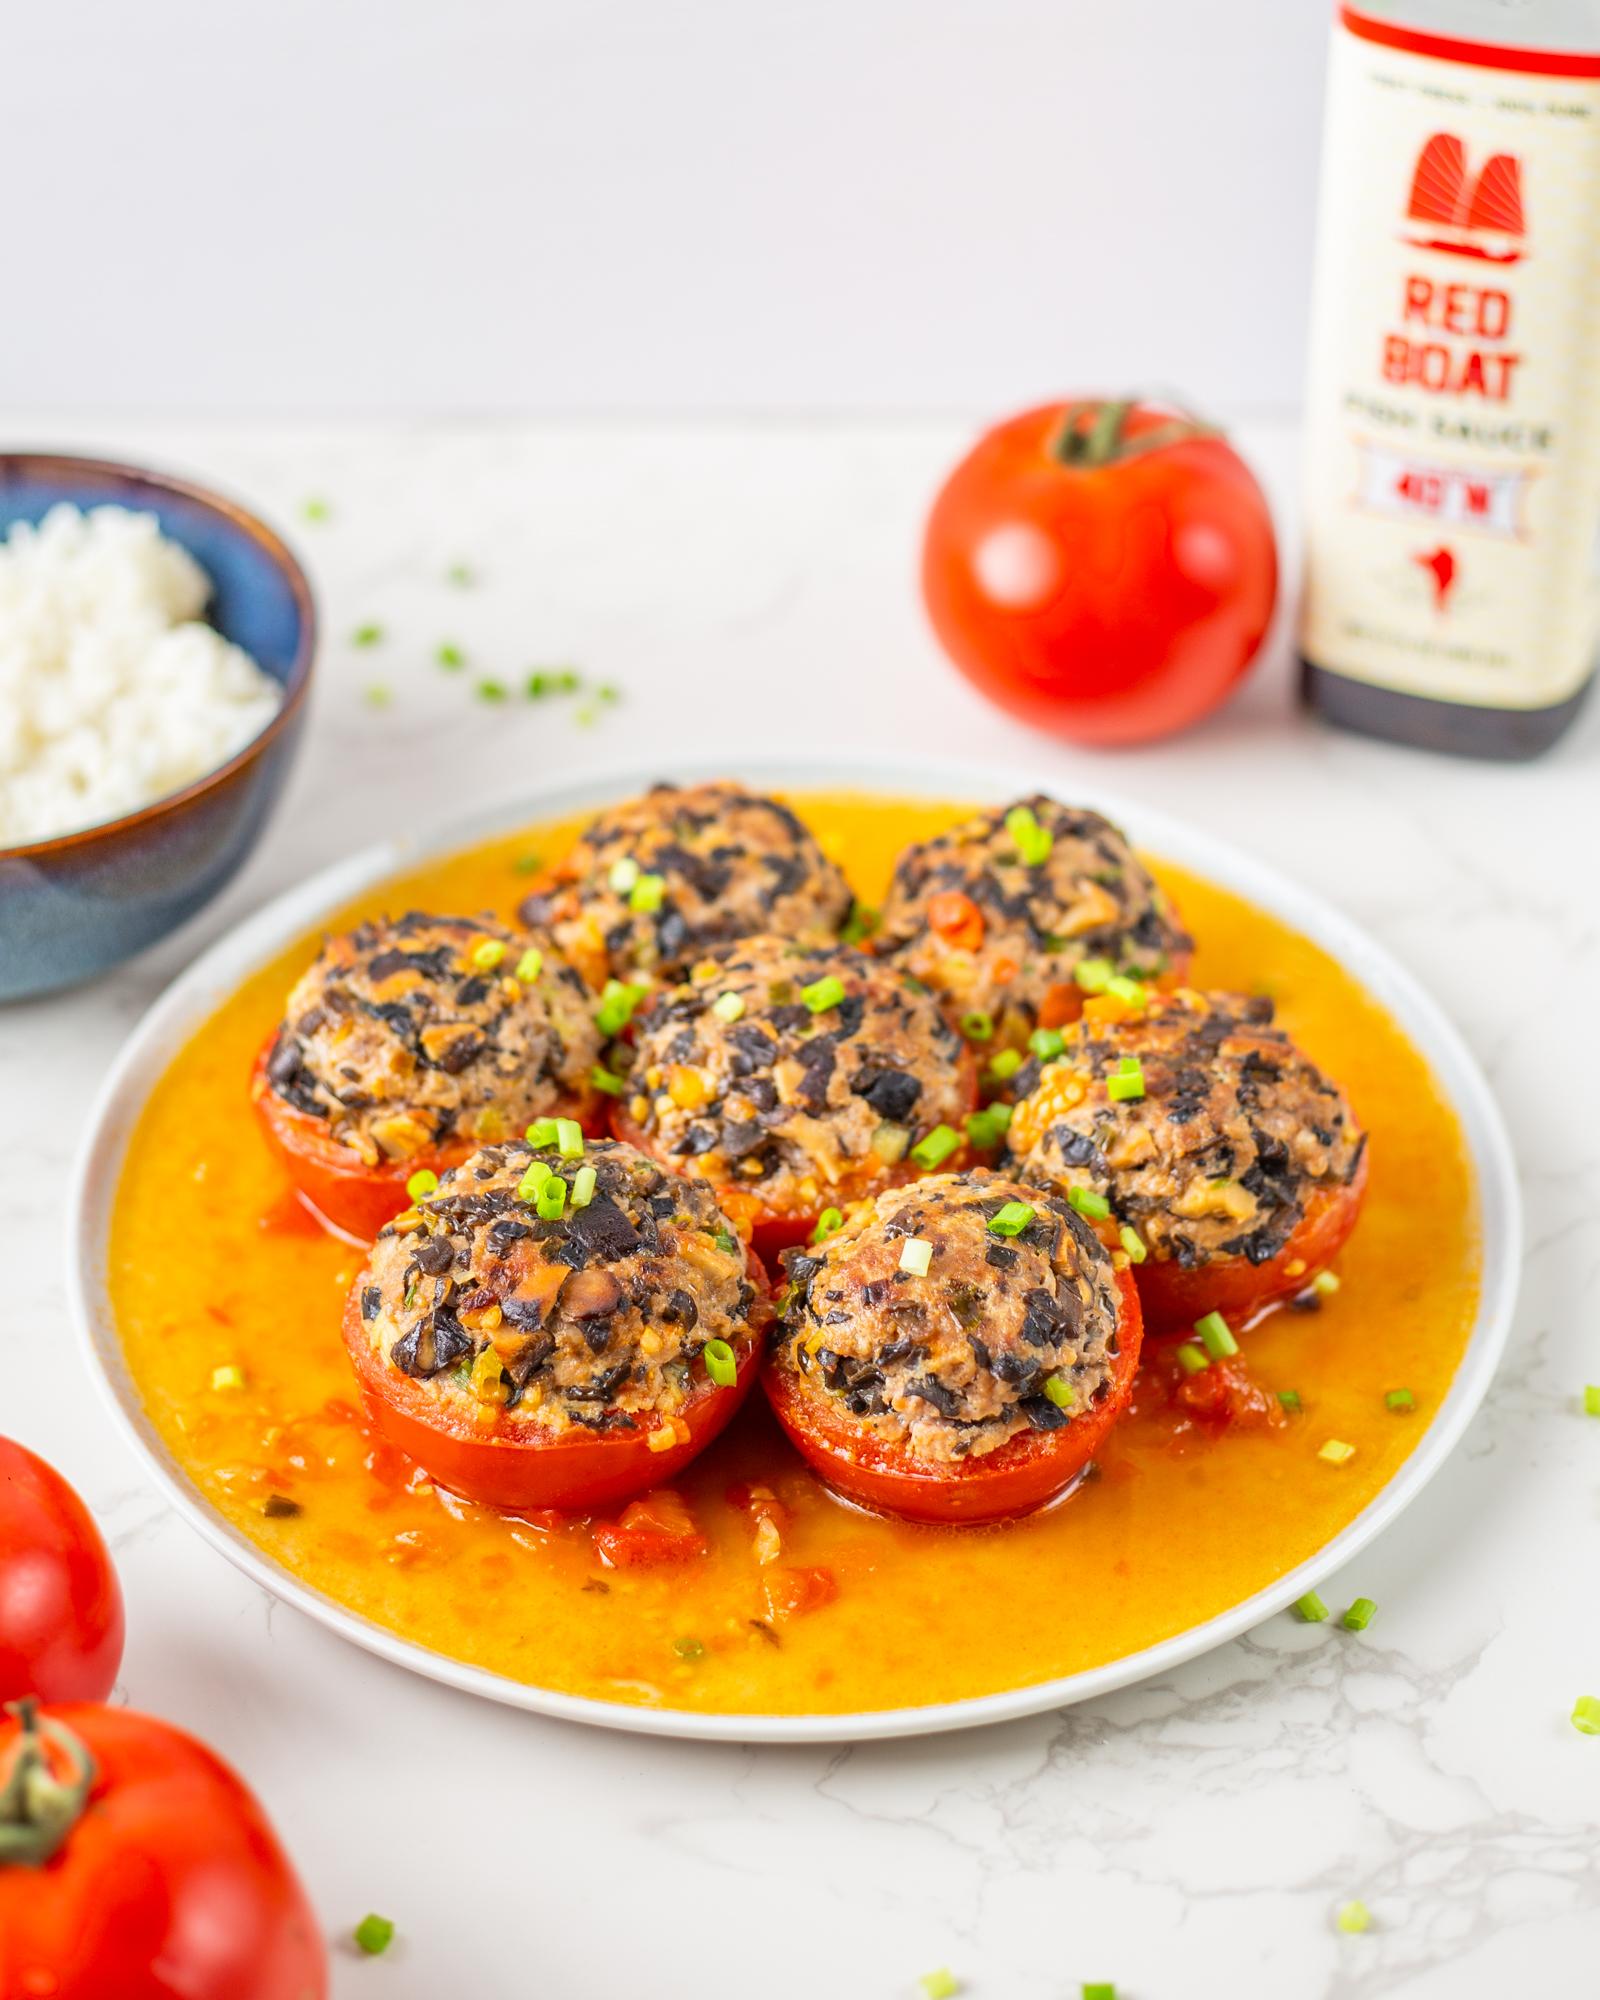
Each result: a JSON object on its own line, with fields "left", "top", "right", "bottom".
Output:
{"left": 341, "top": 1135, "right": 770, "bottom": 1513}
{"left": 765, "top": 1170, "right": 1142, "bottom": 1525}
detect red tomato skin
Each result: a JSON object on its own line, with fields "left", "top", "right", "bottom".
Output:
{"left": 0, "top": 1704, "right": 326, "bottom": 2000}
{"left": 608, "top": 1045, "right": 980, "bottom": 1261}
{"left": 763, "top": 1269, "right": 1143, "bottom": 1524}
{"left": 339, "top": 1271, "right": 768, "bottom": 1514}
{"left": 1131, "top": 1154, "right": 1369, "bottom": 1337}
{"left": 0, "top": 1441, "right": 124, "bottom": 1706}
{"left": 922, "top": 402, "right": 1278, "bottom": 746}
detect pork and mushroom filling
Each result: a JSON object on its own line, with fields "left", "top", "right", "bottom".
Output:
{"left": 624, "top": 936, "right": 971, "bottom": 1218}
{"left": 1007, "top": 990, "right": 1365, "bottom": 1269}
{"left": 778, "top": 1172, "right": 1122, "bottom": 1463}
{"left": 356, "top": 1139, "right": 764, "bottom": 1433}
{"left": 878, "top": 796, "right": 1191, "bottom": 1037}
{"left": 519, "top": 780, "right": 854, "bottom": 987}
{"left": 264, "top": 914, "right": 600, "bottom": 1165}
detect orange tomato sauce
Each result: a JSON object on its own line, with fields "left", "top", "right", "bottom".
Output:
{"left": 108, "top": 794, "right": 1480, "bottom": 1716}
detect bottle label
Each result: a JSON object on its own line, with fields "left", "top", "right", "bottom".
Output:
{"left": 1301, "top": 7, "right": 1600, "bottom": 711}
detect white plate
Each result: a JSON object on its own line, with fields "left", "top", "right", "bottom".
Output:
{"left": 69, "top": 753, "right": 1521, "bottom": 1743}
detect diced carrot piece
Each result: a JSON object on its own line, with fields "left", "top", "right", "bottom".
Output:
{"left": 762, "top": 1564, "right": 839, "bottom": 1621}
{"left": 926, "top": 891, "right": 985, "bottom": 951}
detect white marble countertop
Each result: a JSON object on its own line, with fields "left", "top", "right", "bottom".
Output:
{"left": 4, "top": 416, "right": 1598, "bottom": 1998}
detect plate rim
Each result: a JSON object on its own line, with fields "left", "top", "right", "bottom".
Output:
{"left": 67, "top": 750, "right": 1522, "bottom": 1744}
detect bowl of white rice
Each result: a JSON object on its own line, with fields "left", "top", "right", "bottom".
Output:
{"left": 0, "top": 454, "right": 314, "bottom": 1001}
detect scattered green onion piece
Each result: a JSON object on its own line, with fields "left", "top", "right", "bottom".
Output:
{"left": 436, "top": 642, "right": 465, "bottom": 670}
{"left": 1319, "top": 1438, "right": 1356, "bottom": 1465}
{"left": 1067, "top": 1185, "right": 1110, "bottom": 1221}
{"left": 910, "top": 1124, "right": 961, "bottom": 1171}
{"left": 512, "top": 852, "right": 543, "bottom": 876}
{"left": 713, "top": 1227, "right": 738, "bottom": 1255}
{"left": 362, "top": 683, "right": 392, "bottom": 708}
{"left": 1074, "top": 958, "right": 1114, "bottom": 994}
{"left": 526, "top": 671, "right": 552, "bottom": 698}
{"left": 525, "top": 1117, "right": 560, "bottom": 1148}
{"left": 673, "top": 1636, "right": 705, "bottom": 1661}
{"left": 446, "top": 561, "right": 474, "bottom": 587}
{"left": 570, "top": 1165, "right": 597, "bottom": 1209}
{"left": 811, "top": 1208, "right": 844, "bottom": 1244}
{"left": 712, "top": 990, "right": 745, "bottom": 1023}
{"left": 554, "top": 669, "right": 580, "bottom": 692}
{"left": 211, "top": 1363, "right": 246, "bottom": 1392}
{"left": 899, "top": 1237, "right": 934, "bottom": 1277}
{"left": 471, "top": 938, "right": 506, "bottom": 971}
{"left": 839, "top": 901, "right": 879, "bottom": 945}
{"left": 1004, "top": 804, "right": 1053, "bottom": 866}
{"left": 1584, "top": 1385, "right": 1600, "bottom": 1417}
{"left": 595, "top": 979, "right": 646, "bottom": 1037}
{"left": 988, "top": 1047, "right": 1024, "bottom": 1082}
{"left": 802, "top": 974, "right": 847, "bottom": 1014}
{"left": 966, "top": 1104, "right": 1012, "bottom": 1150}
{"left": 1312, "top": 1270, "right": 1341, "bottom": 1297}
{"left": 1293, "top": 1591, "right": 1330, "bottom": 1623}
{"left": 1105, "top": 974, "right": 1145, "bottom": 1004}
{"left": 1385, "top": 1388, "right": 1415, "bottom": 1413}
{"left": 703, "top": 1337, "right": 738, "bottom": 1388}
{"left": 919, "top": 1973, "right": 959, "bottom": 2000}
{"left": 1117, "top": 1223, "right": 1147, "bottom": 1264}
{"left": 475, "top": 678, "right": 508, "bottom": 703}
{"left": 629, "top": 872, "right": 666, "bottom": 914}
{"left": 608, "top": 857, "right": 641, "bottom": 894}
{"left": 1029, "top": 1026, "right": 1066, "bottom": 1062}
{"left": 1571, "top": 1695, "right": 1600, "bottom": 1735}
{"left": 1043, "top": 1373, "right": 1075, "bottom": 1409}
{"left": 517, "top": 1160, "right": 552, "bottom": 1202}
{"left": 1082, "top": 1987, "right": 1117, "bottom": 2000}
{"left": 595, "top": 682, "right": 621, "bottom": 704}
{"left": 1174, "top": 1342, "right": 1210, "bottom": 1376}
{"left": 1277, "top": 1389, "right": 1303, "bottom": 1413}
{"left": 959, "top": 1009, "right": 994, "bottom": 1042}
{"left": 536, "top": 1177, "right": 568, "bottom": 1221}
{"left": 1107, "top": 1059, "right": 1145, "bottom": 1102}
{"left": 514, "top": 947, "right": 544, "bottom": 982}
{"left": 301, "top": 497, "right": 331, "bottom": 523}
{"left": 353, "top": 1914, "right": 395, "bottom": 1956}
{"left": 988, "top": 1201, "right": 1035, "bottom": 1238}
{"left": 554, "top": 1118, "right": 584, "bottom": 1158}
{"left": 1336, "top": 1900, "right": 1371, "bottom": 1934}
{"left": 405, "top": 1168, "right": 439, "bottom": 1201}
{"left": 1194, "top": 1309, "right": 1238, "bottom": 1358}
{"left": 351, "top": 622, "right": 384, "bottom": 647}
{"left": 590, "top": 1064, "right": 625, "bottom": 1097}
{"left": 1342, "top": 1597, "right": 1377, "bottom": 1632}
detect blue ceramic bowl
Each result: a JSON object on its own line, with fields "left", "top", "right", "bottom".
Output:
{"left": 0, "top": 454, "right": 316, "bottom": 1002}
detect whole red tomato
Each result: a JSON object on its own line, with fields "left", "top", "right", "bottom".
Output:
{"left": 0, "top": 1700, "right": 327, "bottom": 2000}
{"left": 0, "top": 1439, "right": 124, "bottom": 1706}
{"left": 922, "top": 399, "right": 1278, "bottom": 745}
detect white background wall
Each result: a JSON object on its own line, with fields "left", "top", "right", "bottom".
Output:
{"left": 2, "top": 0, "right": 1331, "bottom": 416}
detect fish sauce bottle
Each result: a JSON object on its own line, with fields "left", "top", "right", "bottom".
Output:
{"left": 1299, "top": 1, "right": 1600, "bottom": 757}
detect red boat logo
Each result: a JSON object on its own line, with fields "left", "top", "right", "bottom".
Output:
{"left": 1403, "top": 133, "right": 1525, "bottom": 263}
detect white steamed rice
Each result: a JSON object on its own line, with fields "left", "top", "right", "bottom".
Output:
{"left": 0, "top": 503, "right": 284, "bottom": 847}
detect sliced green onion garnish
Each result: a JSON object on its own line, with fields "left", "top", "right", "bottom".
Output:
{"left": 353, "top": 1914, "right": 395, "bottom": 1956}
{"left": 211, "top": 1363, "right": 246, "bottom": 1392}
{"left": 988, "top": 1047, "right": 1024, "bottom": 1082}
{"left": 1385, "top": 1387, "right": 1415, "bottom": 1413}
{"left": 919, "top": 1973, "right": 959, "bottom": 2000}
{"left": 1067, "top": 1186, "right": 1110, "bottom": 1220}
{"left": 352, "top": 622, "right": 384, "bottom": 647}
{"left": 515, "top": 947, "right": 544, "bottom": 982}
{"left": 1293, "top": 1591, "right": 1329, "bottom": 1623}
{"left": 1319, "top": 1438, "right": 1356, "bottom": 1465}
{"left": 899, "top": 1237, "right": 934, "bottom": 1276}
{"left": 590, "top": 1064, "right": 625, "bottom": 1096}
{"left": 608, "top": 857, "right": 640, "bottom": 894}
{"left": 512, "top": 852, "right": 543, "bottom": 876}
{"left": 712, "top": 990, "right": 745, "bottom": 1023}
{"left": 554, "top": 1118, "right": 584, "bottom": 1158}
{"left": 910, "top": 1125, "right": 960, "bottom": 1171}
{"left": 1336, "top": 1900, "right": 1371, "bottom": 1934}
{"left": 405, "top": 1168, "right": 439, "bottom": 1201}
{"left": 988, "top": 1201, "right": 1035, "bottom": 1238}
{"left": 1004, "top": 804, "right": 1053, "bottom": 867}
{"left": 302, "top": 497, "right": 331, "bottom": 523}
{"left": 629, "top": 872, "right": 666, "bottom": 914}
{"left": 1082, "top": 1987, "right": 1117, "bottom": 2000}
{"left": 518, "top": 1160, "right": 552, "bottom": 1202}
{"left": 1584, "top": 1386, "right": 1600, "bottom": 1417}
{"left": 570, "top": 1165, "right": 597, "bottom": 1209}
{"left": 1277, "top": 1389, "right": 1302, "bottom": 1413}
{"left": 595, "top": 979, "right": 646, "bottom": 1036}
{"left": 839, "top": 900, "right": 879, "bottom": 945}
{"left": 475, "top": 678, "right": 509, "bottom": 703}
{"left": 362, "top": 683, "right": 393, "bottom": 708}
{"left": 713, "top": 1227, "right": 738, "bottom": 1255}
{"left": 1043, "top": 1373, "right": 1075, "bottom": 1409}
{"left": 1028, "top": 1026, "right": 1065, "bottom": 1062}
{"left": 471, "top": 938, "right": 506, "bottom": 971}
{"left": 536, "top": 1177, "right": 568, "bottom": 1220}
{"left": 525, "top": 1116, "right": 559, "bottom": 1148}
{"left": 1194, "top": 1310, "right": 1238, "bottom": 1358}
{"left": 1107, "top": 1058, "right": 1145, "bottom": 1102}
{"left": 446, "top": 561, "right": 474, "bottom": 587}
{"left": 1571, "top": 1695, "right": 1600, "bottom": 1735}
{"left": 436, "top": 642, "right": 465, "bottom": 669}
{"left": 811, "top": 1207, "right": 844, "bottom": 1243}
{"left": 703, "top": 1337, "right": 738, "bottom": 1387}
{"left": 1312, "top": 1270, "right": 1341, "bottom": 1298}
{"left": 1342, "top": 1597, "right": 1377, "bottom": 1632}
{"left": 1175, "top": 1342, "right": 1209, "bottom": 1375}
{"left": 959, "top": 1010, "right": 994, "bottom": 1042}
{"left": 966, "top": 1105, "right": 1012, "bottom": 1150}
{"left": 802, "top": 974, "right": 846, "bottom": 1014}
{"left": 1073, "top": 958, "right": 1114, "bottom": 994}
{"left": 1117, "top": 1223, "right": 1146, "bottom": 1264}
{"left": 1105, "top": 974, "right": 1145, "bottom": 1004}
